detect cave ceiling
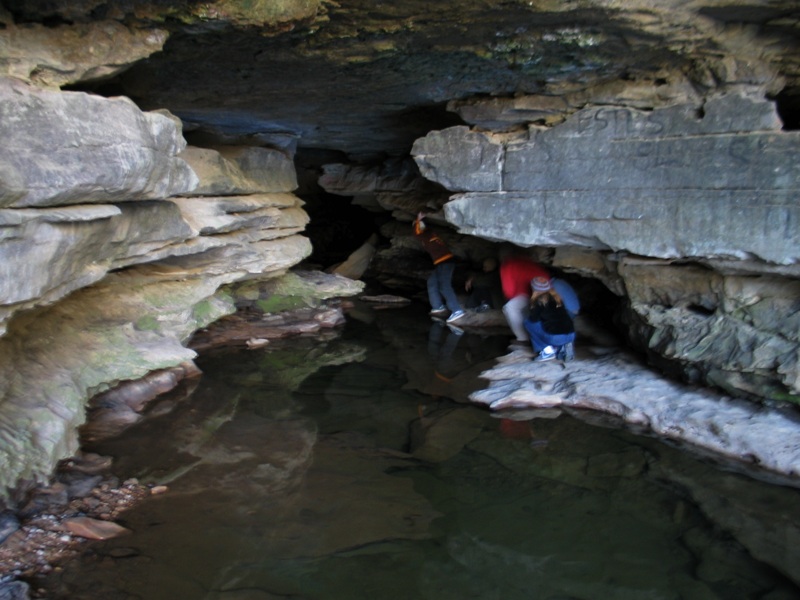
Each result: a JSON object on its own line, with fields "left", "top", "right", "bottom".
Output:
{"left": 5, "top": 0, "right": 800, "bottom": 161}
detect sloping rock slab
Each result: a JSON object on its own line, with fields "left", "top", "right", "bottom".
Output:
{"left": 472, "top": 346, "right": 800, "bottom": 483}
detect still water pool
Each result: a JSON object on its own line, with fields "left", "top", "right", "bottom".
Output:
{"left": 39, "top": 304, "right": 800, "bottom": 599}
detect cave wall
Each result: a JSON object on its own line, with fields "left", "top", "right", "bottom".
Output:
{"left": 1, "top": 0, "right": 799, "bottom": 499}
{"left": 0, "top": 77, "right": 325, "bottom": 500}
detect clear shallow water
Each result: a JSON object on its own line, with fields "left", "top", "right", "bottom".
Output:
{"left": 36, "top": 304, "right": 800, "bottom": 599}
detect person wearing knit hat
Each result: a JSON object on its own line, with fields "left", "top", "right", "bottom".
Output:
{"left": 531, "top": 276, "right": 551, "bottom": 292}
{"left": 524, "top": 276, "right": 577, "bottom": 362}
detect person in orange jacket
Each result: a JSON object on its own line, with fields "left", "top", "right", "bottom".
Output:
{"left": 413, "top": 212, "right": 465, "bottom": 324}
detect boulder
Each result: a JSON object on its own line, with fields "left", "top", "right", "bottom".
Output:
{"left": 62, "top": 516, "right": 131, "bottom": 540}
{"left": 415, "top": 93, "right": 800, "bottom": 265}
{"left": 0, "top": 78, "right": 197, "bottom": 208}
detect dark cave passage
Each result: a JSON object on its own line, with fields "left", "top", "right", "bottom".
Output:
{"left": 300, "top": 190, "right": 383, "bottom": 269}
{"left": 772, "top": 88, "right": 800, "bottom": 130}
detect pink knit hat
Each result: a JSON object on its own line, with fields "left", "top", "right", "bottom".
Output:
{"left": 531, "top": 276, "right": 551, "bottom": 292}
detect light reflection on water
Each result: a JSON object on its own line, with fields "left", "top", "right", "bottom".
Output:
{"left": 37, "top": 304, "right": 800, "bottom": 599}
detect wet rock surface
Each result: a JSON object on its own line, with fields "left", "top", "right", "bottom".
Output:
{"left": 0, "top": 454, "right": 151, "bottom": 586}
{"left": 472, "top": 329, "right": 800, "bottom": 484}
{"left": 0, "top": 301, "right": 359, "bottom": 595}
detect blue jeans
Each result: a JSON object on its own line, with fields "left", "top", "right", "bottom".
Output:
{"left": 524, "top": 320, "right": 576, "bottom": 353}
{"left": 427, "top": 261, "right": 461, "bottom": 312}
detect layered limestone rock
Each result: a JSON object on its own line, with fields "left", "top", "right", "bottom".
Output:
{"left": 319, "top": 158, "right": 448, "bottom": 215}
{"left": 0, "top": 76, "right": 325, "bottom": 499}
{"left": 0, "top": 77, "right": 197, "bottom": 208}
{"left": 0, "top": 16, "right": 168, "bottom": 88}
{"left": 178, "top": 145, "right": 298, "bottom": 196}
{"left": 0, "top": 78, "right": 199, "bottom": 335}
{"left": 412, "top": 92, "right": 800, "bottom": 402}
{"left": 415, "top": 93, "right": 799, "bottom": 265}
{"left": 2, "top": 0, "right": 799, "bottom": 503}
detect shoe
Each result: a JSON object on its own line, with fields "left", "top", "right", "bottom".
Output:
{"left": 557, "top": 342, "right": 575, "bottom": 361}
{"left": 475, "top": 302, "right": 490, "bottom": 313}
{"left": 430, "top": 306, "right": 447, "bottom": 316}
{"left": 446, "top": 310, "right": 465, "bottom": 323}
{"left": 446, "top": 324, "right": 464, "bottom": 336}
{"left": 534, "top": 346, "right": 556, "bottom": 362}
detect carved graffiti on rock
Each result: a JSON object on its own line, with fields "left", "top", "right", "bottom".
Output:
{"left": 577, "top": 107, "right": 665, "bottom": 138}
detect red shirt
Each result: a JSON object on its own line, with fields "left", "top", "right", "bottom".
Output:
{"left": 499, "top": 256, "right": 549, "bottom": 299}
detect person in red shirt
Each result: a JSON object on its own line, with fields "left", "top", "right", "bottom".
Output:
{"left": 499, "top": 252, "right": 549, "bottom": 343}
{"left": 413, "top": 212, "right": 465, "bottom": 323}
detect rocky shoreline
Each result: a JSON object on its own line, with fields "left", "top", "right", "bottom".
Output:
{"left": 0, "top": 300, "right": 354, "bottom": 598}
{"left": 0, "top": 453, "right": 154, "bottom": 598}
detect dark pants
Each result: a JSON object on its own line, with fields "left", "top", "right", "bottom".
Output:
{"left": 427, "top": 261, "right": 461, "bottom": 312}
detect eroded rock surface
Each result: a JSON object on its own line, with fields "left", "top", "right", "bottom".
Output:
{"left": 0, "top": 78, "right": 197, "bottom": 208}
{"left": 0, "top": 75, "right": 333, "bottom": 499}
{"left": 0, "top": 17, "right": 168, "bottom": 88}
{"left": 472, "top": 344, "right": 800, "bottom": 481}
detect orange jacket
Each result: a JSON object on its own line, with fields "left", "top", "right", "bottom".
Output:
{"left": 414, "top": 220, "right": 454, "bottom": 265}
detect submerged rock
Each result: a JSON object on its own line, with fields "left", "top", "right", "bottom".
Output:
{"left": 62, "top": 517, "right": 131, "bottom": 541}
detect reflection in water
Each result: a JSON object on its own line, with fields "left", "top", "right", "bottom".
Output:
{"left": 35, "top": 304, "right": 800, "bottom": 599}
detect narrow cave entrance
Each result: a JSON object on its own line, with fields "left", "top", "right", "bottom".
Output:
{"left": 771, "top": 88, "right": 800, "bottom": 130}
{"left": 293, "top": 141, "right": 624, "bottom": 347}
{"left": 299, "top": 190, "right": 384, "bottom": 271}
{"left": 293, "top": 151, "right": 391, "bottom": 275}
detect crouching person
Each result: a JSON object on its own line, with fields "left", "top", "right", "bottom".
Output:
{"left": 524, "top": 277, "right": 576, "bottom": 362}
